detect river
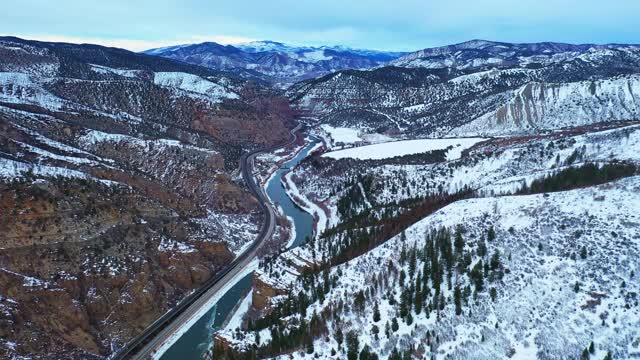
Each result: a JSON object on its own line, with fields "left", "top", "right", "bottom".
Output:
{"left": 159, "top": 136, "right": 320, "bottom": 359}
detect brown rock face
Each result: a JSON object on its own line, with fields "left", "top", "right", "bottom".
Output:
{"left": 0, "top": 36, "right": 298, "bottom": 359}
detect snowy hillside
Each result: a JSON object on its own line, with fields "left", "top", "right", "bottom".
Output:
{"left": 153, "top": 72, "right": 239, "bottom": 102}
{"left": 289, "top": 42, "right": 640, "bottom": 138}
{"left": 265, "top": 177, "right": 640, "bottom": 359}
{"left": 211, "top": 119, "right": 640, "bottom": 359}
{"left": 452, "top": 75, "right": 640, "bottom": 136}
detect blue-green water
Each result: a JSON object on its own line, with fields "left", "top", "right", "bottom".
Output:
{"left": 159, "top": 137, "right": 319, "bottom": 359}
{"left": 265, "top": 136, "right": 320, "bottom": 249}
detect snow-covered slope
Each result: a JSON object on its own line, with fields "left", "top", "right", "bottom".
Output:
{"left": 273, "top": 177, "right": 640, "bottom": 359}
{"left": 452, "top": 75, "right": 640, "bottom": 135}
{"left": 153, "top": 72, "right": 239, "bottom": 102}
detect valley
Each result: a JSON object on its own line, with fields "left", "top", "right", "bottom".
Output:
{"left": 0, "top": 35, "right": 639, "bottom": 360}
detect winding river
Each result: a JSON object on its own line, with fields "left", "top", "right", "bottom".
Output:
{"left": 159, "top": 136, "right": 320, "bottom": 359}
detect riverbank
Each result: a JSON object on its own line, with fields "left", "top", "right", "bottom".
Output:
{"left": 158, "top": 133, "right": 321, "bottom": 359}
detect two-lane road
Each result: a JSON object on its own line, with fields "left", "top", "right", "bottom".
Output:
{"left": 115, "top": 124, "right": 301, "bottom": 359}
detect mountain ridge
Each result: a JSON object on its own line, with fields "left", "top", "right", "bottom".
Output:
{"left": 142, "top": 40, "right": 408, "bottom": 85}
{"left": 391, "top": 39, "right": 640, "bottom": 69}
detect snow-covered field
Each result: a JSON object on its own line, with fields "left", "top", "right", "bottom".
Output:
{"left": 320, "top": 124, "right": 394, "bottom": 148}
{"left": 320, "top": 124, "right": 362, "bottom": 144}
{"left": 323, "top": 138, "right": 487, "bottom": 161}
{"left": 0, "top": 72, "right": 68, "bottom": 110}
{"left": 297, "top": 124, "right": 640, "bottom": 219}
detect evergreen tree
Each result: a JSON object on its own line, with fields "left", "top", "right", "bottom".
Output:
{"left": 391, "top": 317, "right": 399, "bottom": 332}
{"left": 373, "top": 302, "right": 381, "bottom": 322}
{"left": 389, "top": 348, "right": 402, "bottom": 360}
{"left": 580, "top": 246, "right": 588, "bottom": 259}
{"left": 335, "top": 328, "right": 344, "bottom": 346}
{"left": 574, "top": 281, "right": 580, "bottom": 293}
{"left": 490, "top": 250, "right": 501, "bottom": 270}
{"left": 490, "top": 287, "right": 498, "bottom": 302}
{"left": 346, "top": 331, "right": 359, "bottom": 360}
{"left": 582, "top": 348, "right": 590, "bottom": 359}
{"left": 454, "top": 226, "right": 465, "bottom": 256}
{"left": 454, "top": 285, "right": 462, "bottom": 315}
{"left": 400, "top": 243, "right": 408, "bottom": 265}
{"left": 409, "top": 249, "right": 417, "bottom": 278}
{"left": 400, "top": 289, "right": 410, "bottom": 317}
{"left": 371, "top": 324, "right": 380, "bottom": 340}
{"left": 414, "top": 284, "right": 423, "bottom": 314}
{"left": 403, "top": 350, "right": 412, "bottom": 360}
{"left": 359, "top": 345, "right": 378, "bottom": 360}
{"left": 589, "top": 342, "right": 595, "bottom": 354}
{"left": 298, "top": 291, "right": 309, "bottom": 317}
{"left": 306, "top": 336, "right": 314, "bottom": 354}
{"left": 487, "top": 226, "right": 496, "bottom": 242}
{"left": 470, "top": 260, "right": 484, "bottom": 292}
{"left": 354, "top": 291, "right": 366, "bottom": 312}
{"left": 477, "top": 239, "right": 487, "bottom": 257}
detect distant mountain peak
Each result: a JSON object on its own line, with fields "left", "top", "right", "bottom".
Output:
{"left": 142, "top": 40, "right": 408, "bottom": 85}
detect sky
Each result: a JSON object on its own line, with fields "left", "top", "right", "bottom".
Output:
{"left": 1, "top": 0, "right": 639, "bottom": 52}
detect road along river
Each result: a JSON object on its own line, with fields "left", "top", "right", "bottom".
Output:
{"left": 158, "top": 136, "right": 321, "bottom": 359}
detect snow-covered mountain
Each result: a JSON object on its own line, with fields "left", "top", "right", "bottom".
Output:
{"left": 390, "top": 39, "right": 639, "bottom": 70}
{"left": 143, "top": 40, "right": 407, "bottom": 85}
{"left": 289, "top": 41, "right": 640, "bottom": 137}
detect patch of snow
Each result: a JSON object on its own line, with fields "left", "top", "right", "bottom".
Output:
{"left": 153, "top": 72, "right": 239, "bottom": 103}
{"left": 90, "top": 64, "right": 142, "bottom": 78}
{"left": 320, "top": 124, "right": 362, "bottom": 145}
{"left": 323, "top": 138, "right": 487, "bottom": 161}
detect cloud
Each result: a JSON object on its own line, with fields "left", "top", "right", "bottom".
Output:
{"left": 5, "top": 34, "right": 258, "bottom": 52}
{"left": 2, "top": 0, "right": 639, "bottom": 52}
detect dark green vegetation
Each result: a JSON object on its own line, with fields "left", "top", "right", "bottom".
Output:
{"left": 326, "top": 188, "right": 473, "bottom": 267}
{"left": 517, "top": 162, "right": 637, "bottom": 195}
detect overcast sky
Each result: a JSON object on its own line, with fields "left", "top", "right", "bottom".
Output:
{"left": 2, "top": 0, "right": 639, "bottom": 52}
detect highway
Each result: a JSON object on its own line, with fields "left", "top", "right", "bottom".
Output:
{"left": 114, "top": 124, "right": 301, "bottom": 359}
